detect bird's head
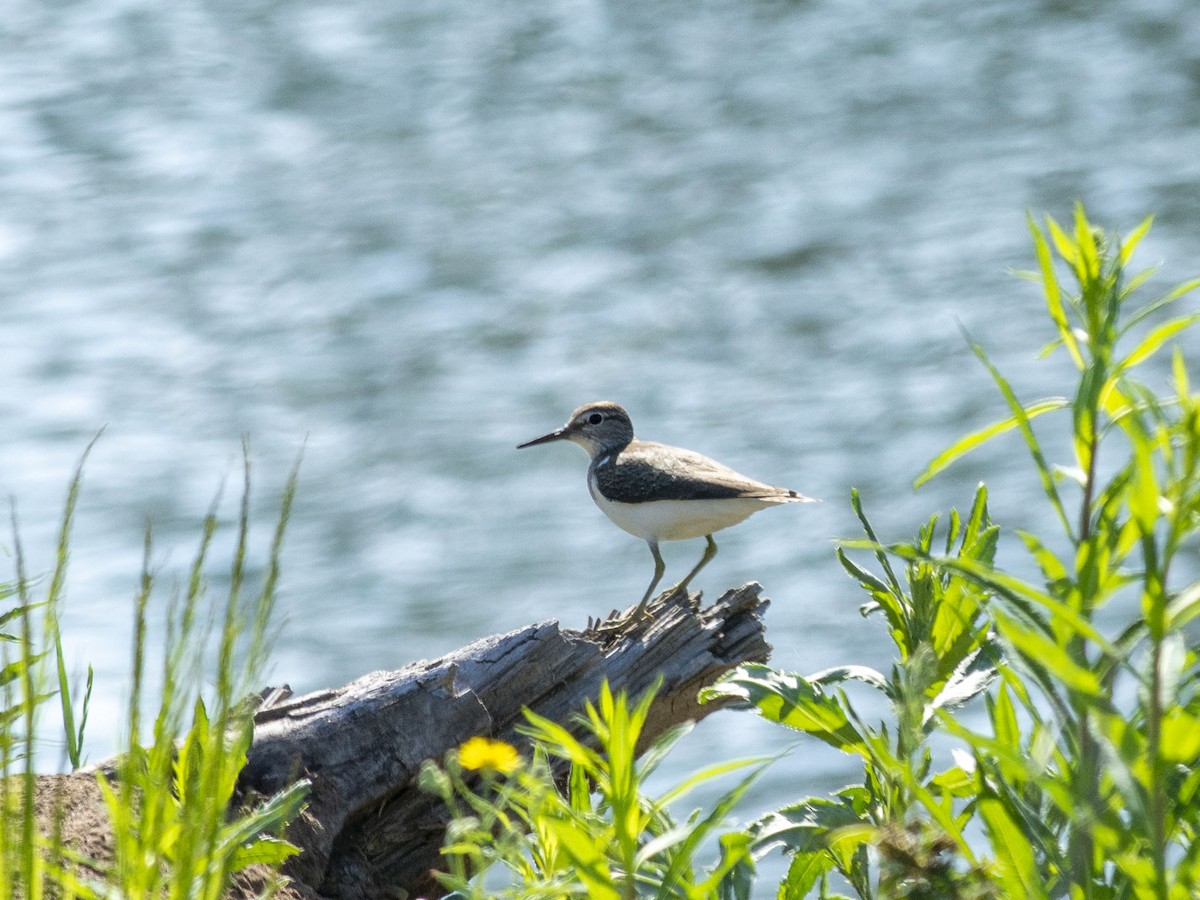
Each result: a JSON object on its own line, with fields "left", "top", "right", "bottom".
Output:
{"left": 517, "top": 401, "right": 635, "bottom": 457}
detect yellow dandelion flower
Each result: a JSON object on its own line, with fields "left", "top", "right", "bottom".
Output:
{"left": 458, "top": 736, "right": 521, "bottom": 774}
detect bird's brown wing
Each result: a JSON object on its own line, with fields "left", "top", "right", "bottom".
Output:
{"left": 594, "top": 442, "right": 794, "bottom": 504}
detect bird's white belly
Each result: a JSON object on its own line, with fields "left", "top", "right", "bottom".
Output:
{"left": 588, "top": 480, "right": 775, "bottom": 542}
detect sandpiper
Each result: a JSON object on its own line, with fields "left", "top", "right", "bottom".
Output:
{"left": 518, "top": 401, "right": 816, "bottom": 618}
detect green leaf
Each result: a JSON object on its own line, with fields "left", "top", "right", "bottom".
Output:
{"left": 226, "top": 835, "right": 302, "bottom": 870}
{"left": 55, "top": 629, "right": 86, "bottom": 769}
{"left": 541, "top": 818, "right": 621, "bottom": 900}
{"left": 1125, "top": 417, "right": 1160, "bottom": 536}
{"left": 964, "top": 523, "right": 999, "bottom": 567}
{"left": 705, "top": 666, "right": 868, "bottom": 759}
{"left": 962, "top": 483, "right": 991, "bottom": 552}
{"left": 987, "top": 682, "right": 1021, "bottom": 750}
{"left": 825, "top": 823, "right": 877, "bottom": 858}
{"left": 835, "top": 548, "right": 893, "bottom": 599}
{"left": 1118, "top": 214, "right": 1153, "bottom": 266}
{"left": 778, "top": 851, "right": 829, "bottom": 900}
{"left": 929, "top": 765, "right": 975, "bottom": 796}
{"left": 1047, "top": 216, "right": 1078, "bottom": 272}
{"left": 884, "top": 759, "right": 977, "bottom": 861}
{"left": 1119, "top": 264, "right": 1158, "bottom": 300}
{"left": 835, "top": 547, "right": 906, "bottom": 638}
{"left": 927, "top": 648, "right": 996, "bottom": 720}
{"left": 1160, "top": 709, "right": 1200, "bottom": 764}
{"left": 914, "top": 399, "right": 1070, "bottom": 488}
{"left": 928, "top": 578, "right": 985, "bottom": 666}
{"left": 911, "top": 550, "right": 1118, "bottom": 654}
{"left": 746, "top": 798, "right": 864, "bottom": 857}
{"left": 521, "top": 710, "right": 602, "bottom": 772}
{"left": 0, "top": 603, "right": 40, "bottom": 630}
{"left": 1114, "top": 311, "right": 1200, "bottom": 374}
{"left": 1153, "top": 632, "right": 1186, "bottom": 711}
{"left": 654, "top": 755, "right": 772, "bottom": 809}
{"left": 714, "top": 834, "right": 756, "bottom": 900}
{"left": 1028, "top": 213, "right": 1083, "bottom": 369}
{"left": 633, "top": 824, "right": 692, "bottom": 868}
{"left": 959, "top": 330, "right": 1073, "bottom": 537}
{"left": 1017, "top": 530, "right": 1069, "bottom": 588}
{"left": 693, "top": 831, "right": 755, "bottom": 897}
{"left": 848, "top": 489, "right": 905, "bottom": 599}
{"left": 992, "top": 611, "right": 1102, "bottom": 699}
{"left": 636, "top": 721, "right": 694, "bottom": 780}
{"left": 807, "top": 664, "right": 891, "bottom": 697}
{"left": 0, "top": 652, "right": 48, "bottom": 689}
{"left": 1121, "top": 276, "right": 1200, "bottom": 334}
{"left": 1072, "top": 202, "right": 1099, "bottom": 281}
{"left": 657, "top": 758, "right": 771, "bottom": 891}
{"left": 1167, "top": 579, "right": 1200, "bottom": 630}
{"left": 978, "top": 795, "right": 1049, "bottom": 899}
{"left": 220, "top": 779, "right": 311, "bottom": 851}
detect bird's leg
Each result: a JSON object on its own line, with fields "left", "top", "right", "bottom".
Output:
{"left": 632, "top": 541, "right": 666, "bottom": 620}
{"left": 668, "top": 534, "right": 718, "bottom": 601}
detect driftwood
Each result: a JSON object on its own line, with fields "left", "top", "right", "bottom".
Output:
{"left": 43, "top": 584, "right": 771, "bottom": 900}
{"left": 242, "top": 583, "right": 771, "bottom": 900}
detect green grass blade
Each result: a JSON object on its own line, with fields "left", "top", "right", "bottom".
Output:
{"left": 54, "top": 631, "right": 80, "bottom": 770}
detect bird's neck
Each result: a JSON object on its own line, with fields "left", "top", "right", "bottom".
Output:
{"left": 588, "top": 438, "right": 634, "bottom": 464}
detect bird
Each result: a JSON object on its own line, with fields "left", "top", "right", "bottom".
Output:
{"left": 517, "top": 401, "right": 816, "bottom": 619}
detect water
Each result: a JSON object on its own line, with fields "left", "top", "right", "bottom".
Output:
{"left": 3, "top": 0, "right": 1199, "bottom": 891}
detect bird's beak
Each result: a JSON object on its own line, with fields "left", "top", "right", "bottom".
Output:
{"left": 516, "top": 427, "right": 568, "bottom": 449}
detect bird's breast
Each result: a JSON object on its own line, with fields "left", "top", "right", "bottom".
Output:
{"left": 587, "top": 468, "right": 776, "bottom": 542}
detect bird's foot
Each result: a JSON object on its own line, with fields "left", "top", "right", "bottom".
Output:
{"left": 660, "top": 582, "right": 701, "bottom": 611}
{"left": 588, "top": 603, "right": 652, "bottom": 633}
{"left": 586, "top": 585, "right": 699, "bottom": 633}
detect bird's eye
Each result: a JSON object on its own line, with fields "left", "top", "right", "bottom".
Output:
{"left": 588, "top": 412, "right": 604, "bottom": 425}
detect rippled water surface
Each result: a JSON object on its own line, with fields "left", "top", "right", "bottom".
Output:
{"left": 3, "top": 0, "right": 1199, "bottom": 890}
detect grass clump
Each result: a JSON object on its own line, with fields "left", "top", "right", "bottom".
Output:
{"left": 0, "top": 444, "right": 307, "bottom": 899}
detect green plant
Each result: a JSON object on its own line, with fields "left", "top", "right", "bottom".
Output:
{"left": 914, "top": 208, "right": 1200, "bottom": 898}
{"left": 1, "top": 439, "right": 99, "bottom": 897}
{"left": 703, "top": 487, "right": 1002, "bottom": 899}
{"left": 97, "top": 451, "right": 308, "bottom": 899}
{"left": 707, "top": 205, "right": 1200, "bottom": 899}
{"left": 0, "top": 444, "right": 308, "bottom": 899}
{"left": 421, "top": 680, "right": 768, "bottom": 899}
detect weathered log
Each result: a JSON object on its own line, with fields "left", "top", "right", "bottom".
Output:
{"left": 238, "top": 583, "right": 771, "bottom": 900}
